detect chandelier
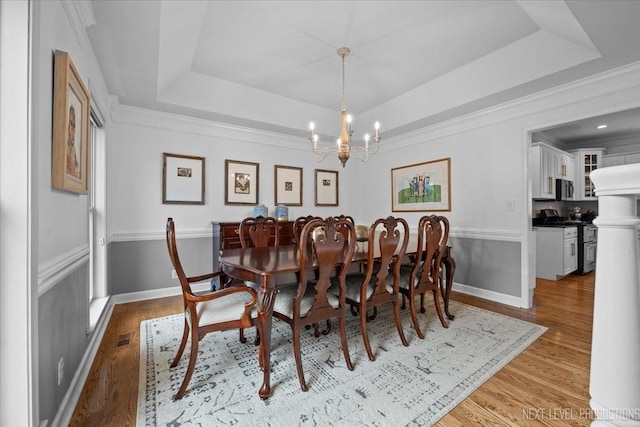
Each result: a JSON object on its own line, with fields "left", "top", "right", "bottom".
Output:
{"left": 308, "top": 47, "right": 381, "bottom": 168}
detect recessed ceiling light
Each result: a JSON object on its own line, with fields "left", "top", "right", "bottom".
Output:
{"left": 596, "top": 124, "right": 608, "bottom": 129}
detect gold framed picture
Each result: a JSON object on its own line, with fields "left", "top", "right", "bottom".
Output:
{"left": 391, "top": 157, "right": 451, "bottom": 212}
{"left": 52, "top": 50, "right": 91, "bottom": 194}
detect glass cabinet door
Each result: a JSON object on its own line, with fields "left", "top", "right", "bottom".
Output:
{"left": 583, "top": 153, "right": 598, "bottom": 198}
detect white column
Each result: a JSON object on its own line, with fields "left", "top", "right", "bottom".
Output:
{"left": 589, "top": 164, "right": 640, "bottom": 427}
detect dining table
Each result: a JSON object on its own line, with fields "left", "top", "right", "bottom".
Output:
{"left": 218, "top": 241, "right": 455, "bottom": 399}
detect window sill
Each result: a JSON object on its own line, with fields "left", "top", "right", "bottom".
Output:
{"left": 89, "top": 297, "right": 109, "bottom": 333}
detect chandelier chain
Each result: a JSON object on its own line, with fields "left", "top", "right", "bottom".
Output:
{"left": 341, "top": 54, "right": 346, "bottom": 111}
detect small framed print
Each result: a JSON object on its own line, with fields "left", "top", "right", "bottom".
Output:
{"left": 315, "top": 169, "right": 338, "bottom": 206}
{"left": 275, "top": 165, "right": 302, "bottom": 206}
{"left": 225, "top": 159, "right": 259, "bottom": 205}
{"left": 162, "top": 153, "right": 205, "bottom": 204}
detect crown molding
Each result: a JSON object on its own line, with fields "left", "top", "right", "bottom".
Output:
{"left": 110, "top": 101, "right": 304, "bottom": 151}
{"left": 385, "top": 60, "right": 640, "bottom": 150}
{"left": 59, "top": 0, "right": 96, "bottom": 48}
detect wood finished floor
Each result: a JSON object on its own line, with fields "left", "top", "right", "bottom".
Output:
{"left": 71, "top": 273, "right": 595, "bottom": 426}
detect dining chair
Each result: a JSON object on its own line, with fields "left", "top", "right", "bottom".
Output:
{"left": 330, "top": 216, "right": 410, "bottom": 361}
{"left": 165, "top": 218, "right": 258, "bottom": 400}
{"left": 398, "top": 215, "right": 450, "bottom": 339}
{"left": 292, "top": 215, "right": 322, "bottom": 244}
{"left": 272, "top": 216, "right": 356, "bottom": 391}
{"left": 239, "top": 215, "right": 280, "bottom": 248}
{"left": 238, "top": 215, "right": 280, "bottom": 343}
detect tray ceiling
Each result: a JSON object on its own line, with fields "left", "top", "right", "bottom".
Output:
{"left": 87, "top": 1, "right": 640, "bottom": 139}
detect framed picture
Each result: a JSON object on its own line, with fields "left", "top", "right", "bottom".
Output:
{"left": 52, "top": 50, "right": 91, "bottom": 194}
{"left": 162, "top": 153, "right": 205, "bottom": 204}
{"left": 274, "top": 165, "right": 302, "bottom": 206}
{"left": 225, "top": 159, "right": 259, "bottom": 205}
{"left": 391, "top": 157, "right": 451, "bottom": 212}
{"left": 315, "top": 169, "right": 339, "bottom": 206}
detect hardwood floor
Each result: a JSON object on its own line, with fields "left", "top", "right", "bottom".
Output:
{"left": 70, "top": 273, "right": 595, "bottom": 426}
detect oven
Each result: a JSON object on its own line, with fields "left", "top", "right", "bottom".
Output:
{"left": 578, "top": 225, "right": 597, "bottom": 274}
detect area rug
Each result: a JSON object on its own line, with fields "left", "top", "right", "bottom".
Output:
{"left": 137, "top": 301, "right": 546, "bottom": 426}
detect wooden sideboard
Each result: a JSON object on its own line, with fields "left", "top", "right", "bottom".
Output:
{"left": 211, "top": 220, "right": 295, "bottom": 273}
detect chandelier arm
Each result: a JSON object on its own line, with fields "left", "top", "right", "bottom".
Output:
{"left": 312, "top": 146, "right": 341, "bottom": 163}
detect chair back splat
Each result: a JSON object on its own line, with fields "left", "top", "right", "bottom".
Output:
{"left": 240, "top": 216, "right": 280, "bottom": 248}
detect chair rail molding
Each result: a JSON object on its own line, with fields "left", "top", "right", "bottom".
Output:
{"left": 109, "top": 228, "right": 210, "bottom": 243}
{"left": 589, "top": 163, "right": 640, "bottom": 427}
{"left": 38, "top": 244, "right": 90, "bottom": 296}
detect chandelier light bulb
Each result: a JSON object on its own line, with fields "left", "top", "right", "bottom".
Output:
{"left": 347, "top": 114, "right": 352, "bottom": 123}
{"left": 374, "top": 121, "right": 380, "bottom": 130}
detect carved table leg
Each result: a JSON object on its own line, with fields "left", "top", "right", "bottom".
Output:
{"left": 441, "top": 246, "right": 456, "bottom": 320}
{"left": 258, "top": 280, "right": 277, "bottom": 400}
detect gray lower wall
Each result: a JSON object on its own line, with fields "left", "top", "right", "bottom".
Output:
{"left": 108, "top": 237, "right": 213, "bottom": 295}
{"left": 108, "top": 235, "right": 522, "bottom": 298}
{"left": 449, "top": 236, "right": 521, "bottom": 297}
{"left": 38, "top": 263, "right": 90, "bottom": 425}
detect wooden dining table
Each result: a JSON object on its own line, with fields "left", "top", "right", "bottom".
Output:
{"left": 218, "top": 241, "right": 455, "bottom": 399}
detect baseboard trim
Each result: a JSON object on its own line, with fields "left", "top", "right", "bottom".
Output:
{"left": 111, "top": 282, "right": 210, "bottom": 304}
{"left": 52, "top": 297, "right": 114, "bottom": 427}
{"left": 453, "top": 282, "right": 522, "bottom": 307}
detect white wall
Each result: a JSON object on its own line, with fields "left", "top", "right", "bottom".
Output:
{"left": 106, "top": 60, "right": 640, "bottom": 309}
{"left": 36, "top": 0, "right": 110, "bottom": 262}
{"left": 107, "top": 107, "right": 361, "bottom": 239}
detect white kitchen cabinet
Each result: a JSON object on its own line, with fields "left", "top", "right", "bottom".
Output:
{"left": 570, "top": 148, "right": 605, "bottom": 200}
{"left": 535, "top": 226, "right": 578, "bottom": 281}
{"left": 557, "top": 152, "right": 575, "bottom": 180}
{"left": 530, "top": 144, "right": 556, "bottom": 199}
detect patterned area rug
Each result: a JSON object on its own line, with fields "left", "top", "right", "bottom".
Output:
{"left": 137, "top": 301, "right": 546, "bottom": 426}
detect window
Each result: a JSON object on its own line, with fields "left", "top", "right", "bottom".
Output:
{"left": 88, "top": 109, "right": 108, "bottom": 331}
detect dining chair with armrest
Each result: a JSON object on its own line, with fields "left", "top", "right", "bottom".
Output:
{"left": 398, "top": 215, "right": 449, "bottom": 339}
{"left": 272, "top": 216, "right": 357, "bottom": 391}
{"left": 166, "top": 218, "right": 258, "bottom": 400}
{"left": 331, "top": 216, "right": 410, "bottom": 361}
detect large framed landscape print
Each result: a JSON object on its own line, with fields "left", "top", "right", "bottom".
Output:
{"left": 391, "top": 157, "right": 451, "bottom": 212}
{"left": 52, "top": 50, "right": 91, "bottom": 194}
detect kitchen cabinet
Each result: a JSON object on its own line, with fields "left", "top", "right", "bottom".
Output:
{"left": 557, "top": 152, "right": 575, "bottom": 180}
{"left": 530, "top": 143, "right": 557, "bottom": 199}
{"left": 535, "top": 226, "right": 578, "bottom": 280}
{"left": 530, "top": 142, "right": 576, "bottom": 199}
{"left": 570, "top": 148, "right": 605, "bottom": 200}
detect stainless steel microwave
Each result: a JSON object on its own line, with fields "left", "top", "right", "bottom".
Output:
{"left": 556, "top": 178, "right": 574, "bottom": 201}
